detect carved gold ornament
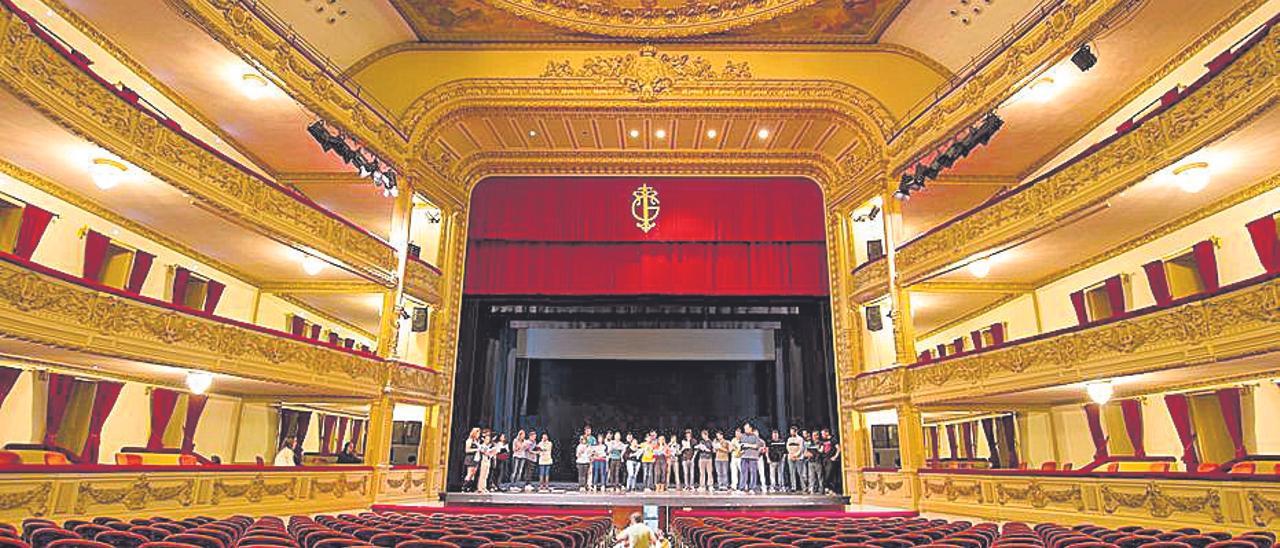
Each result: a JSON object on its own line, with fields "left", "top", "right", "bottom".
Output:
{"left": 1100, "top": 483, "right": 1223, "bottom": 523}
{"left": 1248, "top": 491, "right": 1280, "bottom": 527}
{"left": 312, "top": 474, "right": 367, "bottom": 499}
{"left": 862, "top": 474, "right": 904, "bottom": 495}
{"left": 922, "top": 477, "right": 983, "bottom": 503}
{"left": 478, "top": 0, "right": 825, "bottom": 38}
{"left": 631, "top": 184, "right": 661, "bottom": 233}
{"left": 541, "top": 45, "right": 752, "bottom": 101}
{"left": 995, "top": 480, "right": 1083, "bottom": 510}
{"left": 0, "top": 482, "right": 51, "bottom": 516}
{"left": 210, "top": 474, "right": 297, "bottom": 504}
{"left": 74, "top": 476, "right": 194, "bottom": 514}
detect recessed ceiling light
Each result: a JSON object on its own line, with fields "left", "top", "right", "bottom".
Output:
{"left": 1024, "top": 77, "right": 1057, "bottom": 103}
{"left": 302, "top": 255, "right": 325, "bottom": 276}
{"left": 528, "top": 130, "right": 538, "bottom": 138}
{"left": 1172, "top": 161, "right": 1210, "bottom": 193}
{"left": 186, "top": 371, "right": 213, "bottom": 395}
{"left": 757, "top": 128, "right": 771, "bottom": 140}
{"left": 629, "top": 129, "right": 641, "bottom": 139}
{"left": 967, "top": 258, "right": 991, "bottom": 278}
{"left": 654, "top": 128, "right": 667, "bottom": 139}
{"left": 89, "top": 158, "right": 127, "bottom": 190}
{"left": 1086, "top": 380, "right": 1113, "bottom": 405}
{"left": 706, "top": 129, "right": 718, "bottom": 139}
{"left": 238, "top": 72, "right": 271, "bottom": 100}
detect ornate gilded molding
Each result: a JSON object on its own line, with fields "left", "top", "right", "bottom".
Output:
{"left": 311, "top": 474, "right": 366, "bottom": 499}
{"left": 1248, "top": 491, "right": 1280, "bottom": 527}
{"left": 0, "top": 256, "right": 388, "bottom": 397}
{"left": 996, "top": 480, "right": 1084, "bottom": 510}
{"left": 849, "top": 259, "right": 889, "bottom": 304}
{"left": 404, "top": 259, "right": 444, "bottom": 307}
{"left": 74, "top": 476, "right": 194, "bottom": 513}
{"left": 389, "top": 363, "right": 448, "bottom": 402}
{"left": 1100, "top": 483, "right": 1223, "bottom": 523}
{"left": 890, "top": 28, "right": 1280, "bottom": 288}
{"left": 0, "top": 482, "right": 51, "bottom": 516}
{"left": 211, "top": 474, "right": 297, "bottom": 504}
{"left": 475, "top": 0, "right": 825, "bottom": 39}
{"left": 861, "top": 473, "right": 904, "bottom": 496}
{"left": 541, "top": 45, "right": 752, "bottom": 101}
{"left": 922, "top": 477, "right": 984, "bottom": 503}
{"left": 0, "top": 5, "right": 398, "bottom": 284}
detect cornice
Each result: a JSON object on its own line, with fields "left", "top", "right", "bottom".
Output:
{"left": 258, "top": 280, "right": 385, "bottom": 294}
{"left": 0, "top": 255, "right": 387, "bottom": 398}
{"left": 0, "top": 5, "right": 399, "bottom": 285}
{"left": 912, "top": 281, "right": 1037, "bottom": 295}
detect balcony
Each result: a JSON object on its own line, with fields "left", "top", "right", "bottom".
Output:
{"left": 403, "top": 257, "right": 444, "bottom": 307}
{"left": 851, "top": 271, "right": 1280, "bottom": 408}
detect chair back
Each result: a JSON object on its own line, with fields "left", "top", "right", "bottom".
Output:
{"left": 115, "top": 454, "right": 143, "bottom": 466}
{"left": 0, "top": 452, "right": 21, "bottom": 466}
{"left": 43, "top": 453, "right": 69, "bottom": 466}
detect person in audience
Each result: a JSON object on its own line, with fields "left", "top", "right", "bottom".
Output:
{"left": 590, "top": 434, "right": 608, "bottom": 492}
{"left": 713, "top": 431, "right": 731, "bottom": 490}
{"left": 210, "top": 455, "right": 222, "bottom": 465}
{"left": 575, "top": 435, "right": 591, "bottom": 491}
{"left": 729, "top": 428, "right": 743, "bottom": 491}
{"left": 607, "top": 431, "right": 625, "bottom": 492}
{"left": 336, "top": 441, "right": 361, "bottom": 464}
{"left": 767, "top": 429, "right": 787, "bottom": 492}
{"left": 786, "top": 426, "right": 806, "bottom": 493}
{"left": 805, "top": 430, "right": 824, "bottom": 494}
{"left": 463, "top": 427, "right": 481, "bottom": 491}
{"left": 617, "top": 512, "right": 657, "bottom": 548}
{"left": 477, "top": 432, "right": 496, "bottom": 493}
{"left": 274, "top": 436, "right": 298, "bottom": 467}
{"left": 680, "top": 429, "right": 697, "bottom": 491}
{"left": 739, "top": 423, "right": 763, "bottom": 494}
{"left": 510, "top": 430, "right": 529, "bottom": 490}
{"left": 625, "top": 433, "right": 642, "bottom": 491}
{"left": 696, "top": 429, "right": 714, "bottom": 491}
{"left": 536, "top": 432, "right": 554, "bottom": 491}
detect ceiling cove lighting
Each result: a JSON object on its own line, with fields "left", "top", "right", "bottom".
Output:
{"left": 237, "top": 72, "right": 272, "bottom": 100}
{"left": 306, "top": 120, "right": 398, "bottom": 197}
{"left": 706, "top": 128, "right": 718, "bottom": 139}
{"left": 967, "top": 258, "right": 992, "bottom": 278}
{"left": 654, "top": 128, "right": 667, "bottom": 139}
{"left": 89, "top": 158, "right": 127, "bottom": 190}
{"left": 301, "top": 255, "right": 326, "bottom": 276}
{"left": 1086, "top": 380, "right": 1113, "bottom": 405}
{"left": 1172, "top": 161, "right": 1211, "bottom": 193}
{"left": 1024, "top": 77, "right": 1057, "bottom": 103}
{"left": 186, "top": 371, "right": 213, "bottom": 395}
{"left": 629, "top": 129, "right": 641, "bottom": 138}
{"left": 757, "top": 128, "right": 771, "bottom": 140}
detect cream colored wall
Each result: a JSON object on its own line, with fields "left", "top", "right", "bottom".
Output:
{"left": 1251, "top": 382, "right": 1280, "bottom": 454}
{"left": 0, "top": 365, "right": 36, "bottom": 445}
{"left": 233, "top": 402, "right": 277, "bottom": 464}
{"left": 191, "top": 396, "right": 239, "bottom": 462}
{"left": 1049, "top": 405, "right": 1096, "bottom": 468}
{"left": 96, "top": 382, "right": 149, "bottom": 463}
{"left": 1018, "top": 411, "right": 1056, "bottom": 467}
{"left": 302, "top": 414, "right": 321, "bottom": 454}
{"left": 394, "top": 298, "right": 431, "bottom": 365}
{"left": 850, "top": 198, "right": 886, "bottom": 266}
{"left": 861, "top": 297, "right": 898, "bottom": 371}
{"left": 917, "top": 294, "right": 1038, "bottom": 358}
{"left": 253, "top": 294, "right": 375, "bottom": 348}
{"left": 410, "top": 206, "right": 443, "bottom": 267}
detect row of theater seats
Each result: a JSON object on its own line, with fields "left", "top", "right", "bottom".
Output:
{"left": 0, "top": 512, "right": 611, "bottom": 548}
{"left": 671, "top": 516, "right": 1275, "bottom": 548}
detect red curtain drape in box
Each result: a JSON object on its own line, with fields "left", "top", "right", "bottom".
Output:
{"left": 336, "top": 417, "right": 349, "bottom": 451}
{"left": 465, "top": 177, "right": 828, "bottom": 296}
{"left": 125, "top": 250, "right": 154, "bottom": 294}
{"left": 320, "top": 415, "right": 337, "bottom": 453}
{"left": 203, "top": 280, "right": 225, "bottom": 315}
{"left": 1143, "top": 260, "right": 1172, "bottom": 306}
{"left": 82, "top": 230, "right": 110, "bottom": 280}
{"left": 927, "top": 425, "right": 939, "bottom": 461}
{"left": 352, "top": 419, "right": 365, "bottom": 452}
{"left": 990, "top": 323, "right": 1005, "bottom": 345}
{"left": 1104, "top": 276, "right": 1126, "bottom": 318}
{"left": 295, "top": 411, "right": 313, "bottom": 447}
{"left": 43, "top": 373, "right": 76, "bottom": 447}
{"left": 0, "top": 366, "right": 20, "bottom": 411}
{"left": 290, "top": 316, "right": 306, "bottom": 337}
{"left": 181, "top": 394, "right": 208, "bottom": 453}
{"left": 952, "top": 337, "right": 965, "bottom": 355}
{"left": 1119, "top": 399, "right": 1146, "bottom": 457}
{"left": 935, "top": 344, "right": 947, "bottom": 358}
{"left": 998, "top": 415, "right": 1019, "bottom": 469}
{"left": 945, "top": 424, "right": 957, "bottom": 459}
{"left": 1070, "top": 291, "right": 1088, "bottom": 325}
{"left": 1246, "top": 215, "right": 1280, "bottom": 273}
{"left": 917, "top": 350, "right": 933, "bottom": 364}
{"left": 1083, "top": 403, "right": 1109, "bottom": 461}
{"left": 13, "top": 205, "right": 54, "bottom": 260}
{"left": 970, "top": 330, "right": 984, "bottom": 351}
{"left": 147, "top": 388, "right": 180, "bottom": 450}
{"left": 980, "top": 418, "right": 998, "bottom": 466}
{"left": 309, "top": 324, "right": 322, "bottom": 340}
{"left": 961, "top": 422, "right": 976, "bottom": 458}
{"left": 1163, "top": 393, "right": 1200, "bottom": 469}
{"left": 80, "top": 380, "right": 123, "bottom": 463}
{"left": 1193, "top": 240, "right": 1220, "bottom": 292}
{"left": 327, "top": 332, "right": 339, "bottom": 345}
{"left": 171, "top": 268, "right": 191, "bottom": 307}
{"left": 1216, "top": 387, "right": 1247, "bottom": 459}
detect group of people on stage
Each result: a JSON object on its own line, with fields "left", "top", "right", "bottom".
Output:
{"left": 460, "top": 422, "right": 840, "bottom": 495}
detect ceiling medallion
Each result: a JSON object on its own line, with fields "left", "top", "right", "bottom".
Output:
{"left": 541, "top": 45, "right": 752, "bottom": 101}
{"left": 478, "top": 0, "right": 826, "bottom": 38}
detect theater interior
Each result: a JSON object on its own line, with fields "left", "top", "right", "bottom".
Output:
{"left": 0, "top": 0, "right": 1278, "bottom": 545}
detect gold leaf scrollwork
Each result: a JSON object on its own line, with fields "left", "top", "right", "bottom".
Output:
{"left": 861, "top": 474, "right": 904, "bottom": 496}
{"left": 210, "top": 474, "right": 297, "bottom": 504}
{"left": 0, "top": 482, "right": 52, "bottom": 516}
{"left": 313, "top": 474, "right": 367, "bottom": 499}
{"left": 995, "top": 480, "right": 1083, "bottom": 510}
{"left": 75, "top": 475, "right": 194, "bottom": 514}
{"left": 1100, "top": 483, "right": 1223, "bottom": 522}
{"left": 540, "top": 45, "right": 752, "bottom": 101}
{"left": 1247, "top": 491, "right": 1280, "bottom": 527}
{"left": 922, "top": 477, "right": 984, "bottom": 503}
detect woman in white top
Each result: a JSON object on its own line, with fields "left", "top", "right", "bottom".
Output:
{"left": 273, "top": 437, "right": 298, "bottom": 467}
{"left": 463, "top": 427, "right": 481, "bottom": 491}
{"left": 537, "top": 433, "right": 554, "bottom": 490}
{"left": 476, "top": 432, "right": 495, "bottom": 493}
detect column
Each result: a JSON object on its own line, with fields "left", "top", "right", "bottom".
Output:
{"left": 896, "top": 403, "right": 926, "bottom": 508}
{"left": 841, "top": 409, "right": 867, "bottom": 502}
{"left": 365, "top": 395, "right": 396, "bottom": 469}
{"left": 881, "top": 190, "right": 916, "bottom": 364}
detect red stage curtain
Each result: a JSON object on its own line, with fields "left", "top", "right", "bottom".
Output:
{"left": 336, "top": 417, "right": 349, "bottom": 450}
{"left": 13, "top": 205, "right": 54, "bottom": 260}
{"left": 465, "top": 177, "right": 828, "bottom": 296}
{"left": 1246, "top": 215, "right": 1280, "bottom": 273}
{"left": 1193, "top": 240, "right": 1220, "bottom": 292}
{"left": 147, "top": 388, "right": 180, "bottom": 450}
{"left": 970, "top": 330, "right": 984, "bottom": 351}
{"left": 1164, "top": 393, "right": 1200, "bottom": 470}
{"left": 1216, "top": 388, "right": 1247, "bottom": 459}
{"left": 927, "top": 425, "right": 940, "bottom": 461}
{"left": 990, "top": 323, "right": 1005, "bottom": 345}
{"left": 80, "top": 380, "right": 123, "bottom": 463}
{"left": 82, "top": 230, "right": 110, "bottom": 280}
{"left": 0, "top": 366, "right": 20, "bottom": 411}
{"left": 171, "top": 268, "right": 191, "bottom": 307}
{"left": 320, "top": 415, "right": 337, "bottom": 453}
{"left": 1083, "top": 403, "right": 1109, "bottom": 461}
{"left": 1104, "top": 276, "right": 1125, "bottom": 318}
{"left": 125, "top": 250, "right": 154, "bottom": 294}
{"left": 203, "top": 280, "right": 225, "bottom": 315}
{"left": 1143, "top": 260, "right": 1172, "bottom": 306}
{"left": 43, "top": 373, "right": 76, "bottom": 447}
{"left": 1070, "top": 291, "right": 1088, "bottom": 325}
{"left": 181, "top": 394, "right": 208, "bottom": 453}
{"left": 945, "top": 424, "right": 957, "bottom": 459}
{"left": 1119, "top": 399, "right": 1146, "bottom": 457}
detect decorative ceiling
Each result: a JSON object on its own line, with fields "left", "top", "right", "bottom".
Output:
{"left": 388, "top": 0, "right": 904, "bottom": 42}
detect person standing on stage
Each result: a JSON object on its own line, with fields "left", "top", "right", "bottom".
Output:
{"left": 575, "top": 435, "right": 591, "bottom": 491}
{"left": 739, "top": 424, "right": 763, "bottom": 493}
{"left": 537, "top": 433, "right": 553, "bottom": 491}
{"left": 607, "top": 432, "right": 625, "bottom": 492}
{"left": 767, "top": 430, "right": 787, "bottom": 493}
{"left": 712, "top": 431, "right": 730, "bottom": 490}
{"left": 696, "top": 430, "right": 714, "bottom": 491}
{"left": 786, "top": 426, "right": 805, "bottom": 493}
{"left": 821, "top": 428, "right": 840, "bottom": 493}
{"left": 462, "top": 427, "right": 481, "bottom": 492}
{"left": 653, "top": 435, "right": 669, "bottom": 492}
{"left": 665, "top": 434, "right": 681, "bottom": 490}
{"left": 509, "top": 430, "right": 528, "bottom": 490}
{"left": 590, "top": 434, "right": 608, "bottom": 492}
{"left": 476, "top": 432, "right": 495, "bottom": 494}
{"left": 680, "top": 430, "right": 696, "bottom": 491}
{"left": 806, "top": 430, "right": 824, "bottom": 494}
{"left": 491, "top": 433, "right": 509, "bottom": 492}
{"left": 625, "top": 433, "right": 641, "bottom": 491}
{"left": 641, "top": 432, "right": 657, "bottom": 491}
{"left": 729, "top": 428, "right": 743, "bottom": 491}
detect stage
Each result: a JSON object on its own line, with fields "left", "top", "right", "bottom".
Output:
{"left": 442, "top": 489, "right": 849, "bottom": 508}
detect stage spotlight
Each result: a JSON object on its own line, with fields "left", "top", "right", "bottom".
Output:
{"left": 972, "top": 113, "right": 1004, "bottom": 146}
{"left": 937, "top": 140, "right": 967, "bottom": 168}
{"left": 307, "top": 121, "right": 330, "bottom": 149}
{"left": 918, "top": 162, "right": 939, "bottom": 180}
{"left": 867, "top": 205, "right": 880, "bottom": 221}
{"left": 1071, "top": 44, "right": 1098, "bottom": 72}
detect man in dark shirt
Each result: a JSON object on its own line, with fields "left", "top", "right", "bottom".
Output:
{"left": 739, "top": 424, "right": 763, "bottom": 493}
{"left": 821, "top": 428, "right": 840, "bottom": 493}
{"left": 767, "top": 430, "right": 787, "bottom": 493}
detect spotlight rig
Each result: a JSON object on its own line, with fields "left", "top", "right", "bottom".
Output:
{"left": 307, "top": 120, "right": 399, "bottom": 197}
{"left": 894, "top": 113, "right": 1003, "bottom": 200}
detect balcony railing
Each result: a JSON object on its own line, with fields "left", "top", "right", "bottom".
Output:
{"left": 404, "top": 257, "right": 444, "bottom": 307}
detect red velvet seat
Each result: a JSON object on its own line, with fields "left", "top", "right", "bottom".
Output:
{"left": 140, "top": 543, "right": 208, "bottom": 548}
{"left": 370, "top": 535, "right": 416, "bottom": 548}
{"left": 127, "top": 530, "right": 167, "bottom": 543}
{"left": 95, "top": 532, "right": 150, "bottom": 548}
{"left": 235, "top": 537, "right": 296, "bottom": 548}
{"left": 48, "top": 541, "right": 113, "bottom": 548}
{"left": 163, "top": 534, "right": 223, "bottom": 548}
{"left": 473, "top": 543, "right": 538, "bottom": 548}
{"left": 310, "top": 540, "right": 368, "bottom": 548}
{"left": 1206, "top": 543, "right": 1258, "bottom": 548}
{"left": 31, "top": 530, "right": 79, "bottom": 548}
{"left": 794, "top": 539, "right": 840, "bottom": 548}
{"left": 0, "top": 539, "right": 29, "bottom": 548}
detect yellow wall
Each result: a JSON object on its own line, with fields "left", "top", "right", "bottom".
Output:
{"left": 860, "top": 296, "right": 898, "bottom": 371}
